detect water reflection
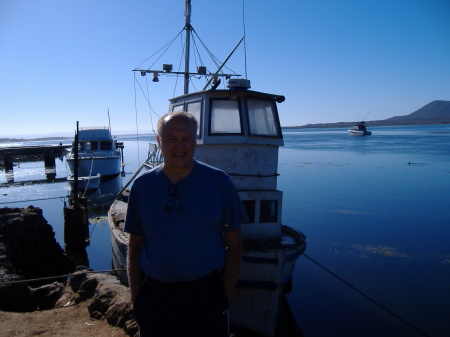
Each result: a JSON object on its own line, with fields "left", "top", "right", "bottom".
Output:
{"left": 64, "top": 177, "right": 123, "bottom": 268}
{"left": 86, "top": 177, "right": 123, "bottom": 216}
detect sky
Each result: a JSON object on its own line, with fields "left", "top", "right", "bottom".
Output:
{"left": 1, "top": 0, "right": 449, "bottom": 138}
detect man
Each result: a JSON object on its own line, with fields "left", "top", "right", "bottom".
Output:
{"left": 125, "top": 111, "right": 245, "bottom": 337}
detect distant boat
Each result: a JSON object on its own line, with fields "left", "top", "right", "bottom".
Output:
{"left": 67, "top": 173, "right": 101, "bottom": 193}
{"left": 66, "top": 127, "right": 123, "bottom": 179}
{"left": 348, "top": 121, "right": 372, "bottom": 136}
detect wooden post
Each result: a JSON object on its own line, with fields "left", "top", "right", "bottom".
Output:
{"left": 74, "top": 122, "right": 79, "bottom": 195}
{"left": 44, "top": 150, "right": 56, "bottom": 180}
{"left": 4, "top": 152, "right": 13, "bottom": 171}
{"left": 3, "top": 153, "right": 14, "bottom": 183}
{"left": 64, "top": 197, "right": 89, "bottom": 248}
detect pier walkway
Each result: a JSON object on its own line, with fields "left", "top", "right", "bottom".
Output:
{"left": 0, "top": 144, "right": 70, "bottom": 158}
{"left": 0, "top": 145, "right": 70, "bottom": 168}
{"left": 0, "top": 145, "right": 71, "bottom": 182}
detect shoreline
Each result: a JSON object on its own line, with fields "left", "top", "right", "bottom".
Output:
{"left": 1, "top": 122, "right": 449, "bottom": 143}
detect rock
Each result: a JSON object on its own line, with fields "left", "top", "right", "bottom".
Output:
{"left": 0, "top": 277, "right": 31, "bottom": 311}
{"left": 29, "top": 282, "right": 64, "bottom": 310}
{"left": 0, "top": 206, "right": 72, "bottom": 280}
{"left": 0, "top": 206, "right": 72, "bottom": 311}
{"left": 58, "top": 269, "right": 138, "bottom": 337}
{"left": 0, "top": 207, "right": 137, "bottom": 336}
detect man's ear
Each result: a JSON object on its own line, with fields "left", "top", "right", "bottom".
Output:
{"left": 156, "top": 135, "right": 161, "bottom": 147}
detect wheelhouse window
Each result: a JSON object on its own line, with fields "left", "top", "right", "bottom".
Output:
{"left": 172, "top": 101, "right": 201, "bottom": 137}
{"left": 210, "top": 99, "right": 241, "bottom": 134}
{"left": 172, "top": 104, "right": 184, "bottom": 112}
{"left": 242, "top": 200, "right": 256, "bottom": 223}
{"left": 86, "top": 141, "right": 98, "bottom": 151}
{"left": 100, "top": 141, "right": 112, "bottom": 150}
{"left": 75, "top": 142, "right": 84, "bottom": 152}
{"left": 247, "top": 98, "right": 280, "bottom": 136}
{"left": 260, "top": 200, "right": 278, "bottom": 223}
{"left": 187, "top": 101, "right": 201, "bottom": 136}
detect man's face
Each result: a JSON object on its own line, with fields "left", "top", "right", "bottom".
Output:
{"left": 157, "top": 116, "right": 196, "bottom": 171}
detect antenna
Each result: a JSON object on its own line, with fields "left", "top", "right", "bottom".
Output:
{"left": 108, "top": 108, "right": 111, "bottom": 132}
{"left": 242, "top": 0, "right": 248, "bottom": 79}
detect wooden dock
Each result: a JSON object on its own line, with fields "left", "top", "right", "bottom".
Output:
{"left": 0, "top": 145, "right": 71, "bottom": 183}
{"left": 0, "top": 144, "right": 70, "bottom": 158}
{"left": 0, "top": 145, "right": 70, "bottom": 169}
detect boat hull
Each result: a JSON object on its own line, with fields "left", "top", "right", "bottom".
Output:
{"left": 229, "top": 226, "right": 305, "bottom": 336}
{"left": 348, "top": 130, "right": 372, "bottom": 136}
{"left": 67, "top": 155, "right": 122, "bottom": 178}
{"left": 67, "top": 173, "right": 101, "bottom": 192}
{"left": 348, "top": 121, "right": 372, "bottom": 136}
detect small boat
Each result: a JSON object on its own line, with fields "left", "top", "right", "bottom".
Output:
{"left": 67, "top": 173, "right": 101, "bottom": 193}
{"left": 108, "top": 2, "right": 306, "bottom": 336}
{"left": 66, "top": 127, "right": 123, "bottom": 179}
{"left": 348, "top": 121, "right": 372, "bottom": 135}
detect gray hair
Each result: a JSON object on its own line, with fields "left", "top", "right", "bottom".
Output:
{"left": 157, "top": 111, "right": 198, "bottom": 136}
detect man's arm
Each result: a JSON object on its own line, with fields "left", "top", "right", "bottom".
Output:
{"left": 223, "top": 228, "right": 242, "bottom": 302}
{"left": 128, "top": 234, "right": 145, "bottom": 305}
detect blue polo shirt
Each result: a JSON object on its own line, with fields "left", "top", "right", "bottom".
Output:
{"left": 124, "top": 160, "right": 246, "bottom": 283}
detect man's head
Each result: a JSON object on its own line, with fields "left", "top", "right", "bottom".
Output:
{"left": 157, "top": 111, "right": 198, "bottom": 138}
{"left": 157, "top": 111, "right": 198, "bottom": 173}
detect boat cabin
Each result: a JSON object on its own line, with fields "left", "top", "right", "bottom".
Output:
{"left": 72, "top": 127, "right": 121, "bottom": 153}
{"left": 168, "top": 79, "right": 286, "bottom": 242}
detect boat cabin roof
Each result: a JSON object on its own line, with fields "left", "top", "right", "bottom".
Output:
{"left": 78, "top": 127, "right": 112, "bottom": 140}
{"left": 169, "top": 89, "right": 285, "bottom": 146}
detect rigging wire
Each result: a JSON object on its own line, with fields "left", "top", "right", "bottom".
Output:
{"left": 192, "top": 30, "right": 221, "bottom": 69}
{"left": 144, "top": 73, "right": 158, "bottom": 134}
{"left": 303, "top": 253, "right": 430, "bottom": 337}
{"left": 133, "top": 72, "right": 159, "bottom": 121}
{"left": 173, "top": 33, "right": 186, "bottom": 97}
{"left": 133, "top": 73, "right": 141, "bottom": 166}
{"left": 192, "top": 30, "right": 238, "bottom": 76}
{"left": 135, "top": 30, "right": 184, "bottom": 69}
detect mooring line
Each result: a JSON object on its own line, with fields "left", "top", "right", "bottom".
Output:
{"left": 303, "top": 253, "right": 430, "bottom": 337}
{"left": 0, "top": 269, "right": 127, "bottom": 285}
{"left": 0, "top": 195, "right": 67, "bottom": 205}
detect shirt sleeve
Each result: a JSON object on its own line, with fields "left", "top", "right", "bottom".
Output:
{"left": 124, "top": 182, "right": 145, "bottom": 237}
{"left": 222, "top": 174, "right": 248, "bottom": 232}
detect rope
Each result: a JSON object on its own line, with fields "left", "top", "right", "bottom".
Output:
{"left": 80, "top": 157, "right": 95, "bottom": 197}
{"left": 0, "top": 195, "right": 67, "bottom": 205}
{"left": 303, "top": 253, "right": 430, "bottom": 337}
{"left": 0, "top": 268, "right": 127, "bottom": 285}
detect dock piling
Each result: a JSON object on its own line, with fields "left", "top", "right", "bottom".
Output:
{"left": 44, "top": 150, "right": 56, "bottom": 180}
{"left": 64, "top": 197, "right": 89, "bottom": 248}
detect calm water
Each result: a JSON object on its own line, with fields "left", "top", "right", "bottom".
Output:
{"left": 1, "top": 125, "right": 449, "bottom": 337}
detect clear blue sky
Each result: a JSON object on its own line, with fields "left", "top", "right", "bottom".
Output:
{"left": 1, "top": 0, "right": 449, "bottom": 137}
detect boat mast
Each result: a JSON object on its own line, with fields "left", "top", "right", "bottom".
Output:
{"left": 184, "top": 0, "right": 191, "bottom": 95}
{"left": 133, "top": 0, "right": 240, "bottom": 92}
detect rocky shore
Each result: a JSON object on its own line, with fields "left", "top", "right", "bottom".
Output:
{"left": 0, "top": 206, "right": 137, "bottom": 336}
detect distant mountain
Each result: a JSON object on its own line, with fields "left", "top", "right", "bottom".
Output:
{"left": 287, "top": 100, "right": 450, "bottom": 129}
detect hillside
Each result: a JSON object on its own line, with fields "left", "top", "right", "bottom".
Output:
{"left": 288, "top": 100, "right": 450, "bottom": 129}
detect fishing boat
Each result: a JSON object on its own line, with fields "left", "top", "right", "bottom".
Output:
{"left": 67, "top": 173, "right": 101, "bottom": 194}
{"left": 66, "top": 126, "right": 124, "bottom": 179}
{"left": 108, "top": 2, "right": 306, "bottom": 336}
{"left": 348, "top": 121, "right": 372, "bottom": 135}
